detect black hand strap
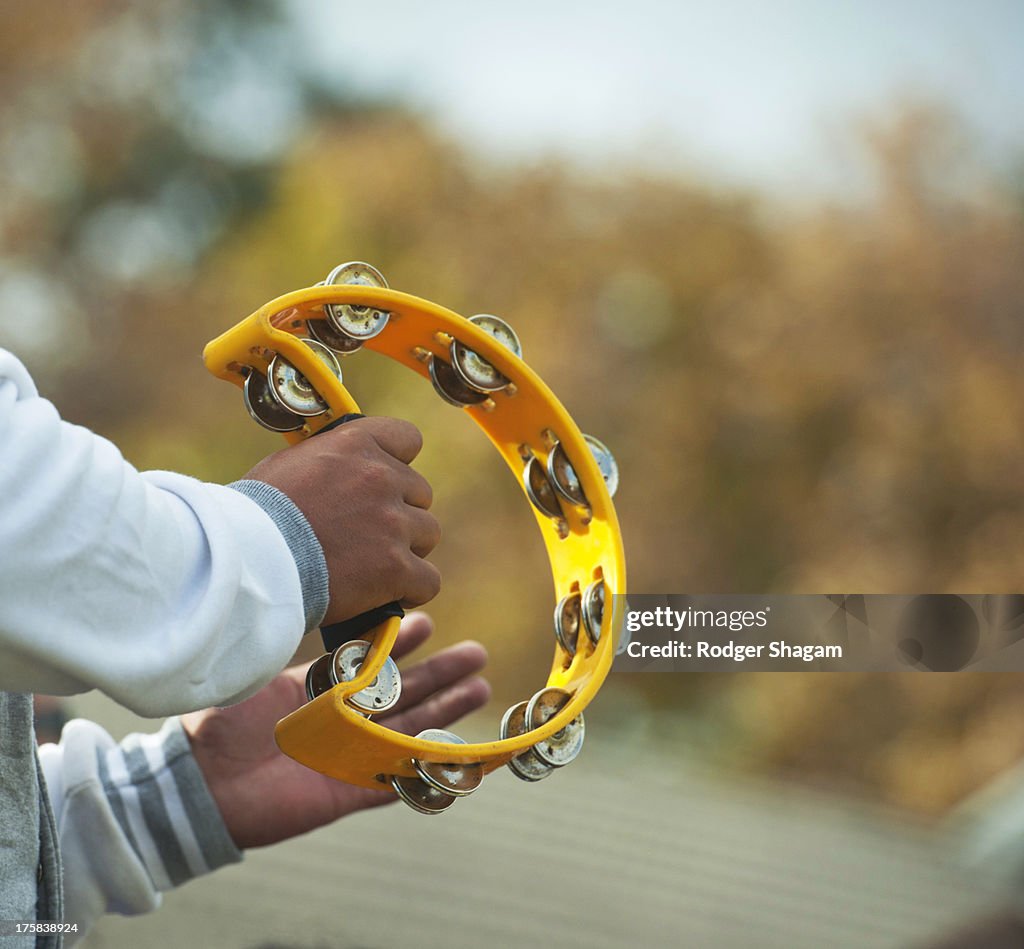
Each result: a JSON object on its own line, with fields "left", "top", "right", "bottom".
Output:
{"left": 314, "top": 413, "right": 405, "bottom": 652}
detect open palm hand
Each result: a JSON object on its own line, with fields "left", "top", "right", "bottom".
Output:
{"left": 182, "top": 613, "right": 489, "bottom": 849}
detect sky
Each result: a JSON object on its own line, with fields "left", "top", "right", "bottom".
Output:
{"left": 290, "top": 0, "right": 1024, "bottom": 193}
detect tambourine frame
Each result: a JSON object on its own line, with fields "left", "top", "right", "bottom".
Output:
{"left": 203, "top": 285, "right": 625, "bottom": 791}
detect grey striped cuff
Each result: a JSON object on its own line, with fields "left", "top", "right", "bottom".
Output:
{"left": 98, "top": 719, "right": 242, "bottom": 891}
{"left": 229, "top": 479, "right": 329, "bottom": 634}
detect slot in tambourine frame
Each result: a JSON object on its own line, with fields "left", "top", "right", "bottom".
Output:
{"left": 203, "top": 271, "right": 625, "bottom": 808}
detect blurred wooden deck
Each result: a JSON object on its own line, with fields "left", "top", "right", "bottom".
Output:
{"left": 73, "top": 700, "right": 1015, "bottom": 949}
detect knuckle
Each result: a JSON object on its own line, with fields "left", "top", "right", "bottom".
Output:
{"left": 346, "top": 426, "right": 376, "bottom": 457}
{"left": 361, "top": 459, "right": 396, "bottom": 495}
{"left": 378, "top": 503, "right": 405, "bottom": 537}
{"left": 385, "top": 532, "right": 407, "bottom": 573}
{"left": 380, "top": 544, "right": 408, "bottom": 587}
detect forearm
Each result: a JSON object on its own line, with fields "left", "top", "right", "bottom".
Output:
{"left": 38, "top": 718, "right": 241, "bottom": 945}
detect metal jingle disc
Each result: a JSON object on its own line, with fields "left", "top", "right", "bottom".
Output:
{"left": 525, "top": 687, "right": 571, "bottom": 729}
{"left": 305, "top": 651, "right": 334, "bottom": 701}
{"left": 583, "top": 434, "right": 619, "bottom": 498}
{"left": 412, "top": 728, "right": 483, "bottom": 797}
{"left": 547, "top": 436, "right": 620, "bottom": 504}
{"left": 331, "top": 640, "right": 402, "bottom": 714}
{"left": 323, "top": 261, "right": 390, "bottom": 340}
{"left": 532, "top": 720, "right": 584, "bottom": 768}
{"left": 525, "top": 687, "right": 584, "bottom": 768}
{"left": 547, "top": 442, "right": 585, "bottom": 505}
{"left": 390, "top": 774, "right": 457, "bottom": 815}
{"left": 507, "top": 751, "right": 554, "bottom": 783}
{"left": 616, "top": 608, "right": 633, "bottom": 656}
{"left": 243, "top": 370, "right": 304, "bottom": 433}
{"left": 581, "top": 580, "right": 605, "bottom": 645}
{"left": 267, "top": 339, "right": 342, "bottom": 417}
{"left": 523, "top": 456, "right": 563, "bottom": 519}
{"left": 307, "top": 317, "right": 363, "bottom": 354}
{"left": 554, "top": 592, "right": 582, "bottom": 657}
{"left": 450, "top": 314, "right": 520, "bottom": 392}
{"left": 499, "top": 701, "right": 529, "bottom": 741}
{"left": 428, "top": 354, "right": 489, "bottom": 407}
{"left": 499, "top": 701, "right": 554, "bottom": 782}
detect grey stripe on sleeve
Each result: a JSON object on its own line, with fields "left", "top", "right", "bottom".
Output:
{"left": 229, "top": 479, "right": 329, "bottom": 633}
{"left": 159, "top": 720, "right": 242, "bottom": 872}
{"left": 96, "top": 747, "right": 143, "bottom": 868}
{"left": 121, "top": 741, "right": 193, "bottom": 888}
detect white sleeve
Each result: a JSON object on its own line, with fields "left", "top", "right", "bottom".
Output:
{"left": 38, "top": 718, "right": 242, "bottom": 945}
{"left": 0, "top": 347, "right": 310, "bottom": 715}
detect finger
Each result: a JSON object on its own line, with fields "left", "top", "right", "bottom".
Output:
{"left": 398, "top": 557, "right": 441, "bottom": 608}
{"left": 392, "top": 640, "right": 488, "bottom": 712}
{"left": 332, "top": 785, "right": 398, "bottom": 815}
{"left": 396, "top": 464, "right": 433, "bottom": 510}
{"left": 382, "top": 675, "right": 491, "bottom": 738}
{"left": 407, "top": 506, "right": 441, "bottom": 558}
{"left": 358, "top": 417, "right": 423, "bottom": 464}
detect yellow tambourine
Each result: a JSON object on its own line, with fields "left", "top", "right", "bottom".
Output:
{"left": 203, "top": 262, "right": 625, "bottom": 814}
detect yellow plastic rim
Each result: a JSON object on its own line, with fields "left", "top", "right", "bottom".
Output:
{"left": 203, "top": 284, "right": 626, "bottom": 790}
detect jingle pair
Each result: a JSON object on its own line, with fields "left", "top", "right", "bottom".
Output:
{"left": 501, "top": 687, "right": 586, "bottom": 781}
{"left": 305, "top": 640, "right": 401, "bottom": 714}
{"left": 242, "top": 262, "right": 390, "bottom": 432}
{"left": 554, "top": 579, "right": 605, "bottom": 658}
{"left": 391, "top": 729, "right": 483, "bottom": 815}
{"left": 523, "top": 436, "right": 618, "bottom": 542}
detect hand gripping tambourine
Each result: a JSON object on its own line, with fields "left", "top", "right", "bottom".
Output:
{"left": 203, "top": 262, "right": 625, "bottom": 814}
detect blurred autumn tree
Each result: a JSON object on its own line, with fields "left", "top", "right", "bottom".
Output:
{"left": 3, "top": 0, "right": 1024, "bottom": 815}
{"left": 0, "top": 0, "right": 379, "bottom": 421}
